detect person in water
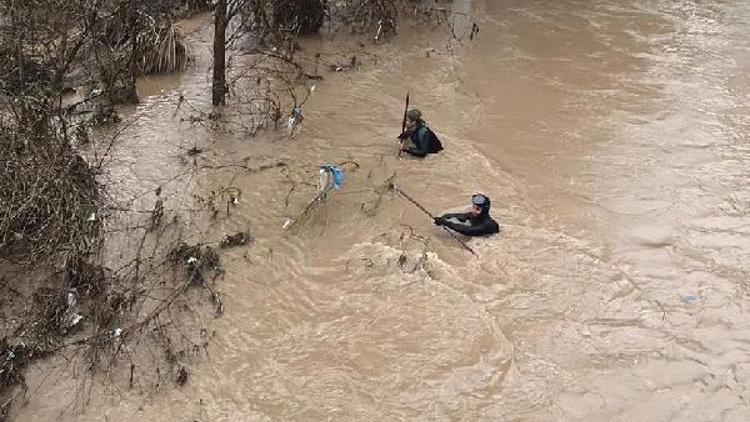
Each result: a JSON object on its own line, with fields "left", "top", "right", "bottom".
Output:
{"left": 398, "top": 109, "right": 444, "bottom": 157}
{"left": 434, "top": 194, "right": 500, "bottom": 236}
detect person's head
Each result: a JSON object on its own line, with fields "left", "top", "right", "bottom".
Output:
{"left": 470, "top": 194, "right": 491, "bottom": 218}
{"left": 405, "top": 109, "right": 423, "bottom": 131}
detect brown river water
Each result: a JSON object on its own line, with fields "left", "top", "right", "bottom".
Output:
{"left": 14, "top": 0, "right": 750, "bottom": 420}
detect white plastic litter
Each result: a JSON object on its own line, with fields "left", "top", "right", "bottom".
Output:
{"left": 61, "top": 289, "right": 83, "bottom": 333}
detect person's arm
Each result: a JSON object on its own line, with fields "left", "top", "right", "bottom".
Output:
{"left": 439, "top": 218, "right": 499, "bottom": 236}
{"left": 440, "top": 213, "right": 470, "bottom": 222}
{"left": 404, "top": 128, "right": 428, "bottom": 157}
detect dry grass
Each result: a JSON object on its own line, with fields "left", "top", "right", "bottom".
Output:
{"left": 140, "top": 23, "right": 192, "bottom": 74}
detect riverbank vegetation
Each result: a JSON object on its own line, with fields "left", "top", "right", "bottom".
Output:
{"left": 0, "top": 0, "right": 475, "bottom": 419}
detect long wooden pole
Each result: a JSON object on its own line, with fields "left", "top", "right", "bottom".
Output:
{"left": 394, "top": 186, "right": 478, "bottom": 256}
{"left": 398, "top": 93, "right": 409, "bottom": 157}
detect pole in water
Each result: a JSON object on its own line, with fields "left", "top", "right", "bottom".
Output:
{"left": 398, "top": 92, "right": 409, "bottom": 158}
{"left": 393, "top": 185, "right": 478, "bottom": 256}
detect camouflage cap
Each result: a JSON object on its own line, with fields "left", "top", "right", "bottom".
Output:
{"left": 406, "top": 109, "right": 423, "bottom": 122}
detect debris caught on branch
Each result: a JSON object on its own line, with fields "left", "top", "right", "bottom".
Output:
{"left": 176, "top": 367, "right": 189, "bottom": 387}
{"left": 220, "top": 232, "right": 252, "bottom": 248}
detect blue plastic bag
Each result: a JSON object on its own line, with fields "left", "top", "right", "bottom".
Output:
{"left": 320, "top": 164, "right": 344, "bottom": 190}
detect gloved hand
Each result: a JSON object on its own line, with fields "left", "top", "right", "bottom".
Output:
{"left": 433, "top": 217, "right": 445, "bottom": 226}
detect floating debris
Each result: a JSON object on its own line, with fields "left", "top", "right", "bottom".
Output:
{"left": 681, "top": 294, "right": 700, "bottom": 305}
{"left": 219, "top": 232, "right": 252, "bottom": 249}
{"left": 60, "top": 289, "right": 83, "bottom": 335}
{"left": 167, "top": 242, "right": 222, "bottom": 284}
{"left": 176, "top": 367, "right": 189, "bottom": 387}
{"left": 329, "top": 55, "right": 358, "bottom": 72}
{"left": 284, "top": 164, "right": 344, "bottom": 230}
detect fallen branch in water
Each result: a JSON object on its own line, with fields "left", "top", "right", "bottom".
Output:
{"left": 283, "top": 166, "right": 338, "bottom": 231}
{"left": 198, "top": 160, "right": 288, "bottom": 173}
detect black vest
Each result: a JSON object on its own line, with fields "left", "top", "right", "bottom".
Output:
{"left": 412, "top": 124, "right": 443, "bottom": 154}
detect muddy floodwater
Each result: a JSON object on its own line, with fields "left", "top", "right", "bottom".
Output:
{"left": 15, "top": 0, "right": 750, "bottom": 420}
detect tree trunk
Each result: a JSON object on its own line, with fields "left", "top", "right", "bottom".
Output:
{"left": 212, "top": 0, "right": 227, "bottom": 106}
{"left": 125, "top": 6, "right": 140, "bottom": 104}
{"left": 11, "top": 0, "right": 24, "bottom": 86}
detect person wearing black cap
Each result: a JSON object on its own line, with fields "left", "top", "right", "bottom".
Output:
{"left": 398, "top": 109, "right": 444, "bottom": 157}
{"left": 434, "top": 194, "right": 499, "bottom": 236}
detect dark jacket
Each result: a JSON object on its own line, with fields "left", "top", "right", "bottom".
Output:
{"left": 400, "top": 122, "right": 443, "bottom": 158}
{"left": 436, "top": 198, "right": 499, "bottom": 236}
